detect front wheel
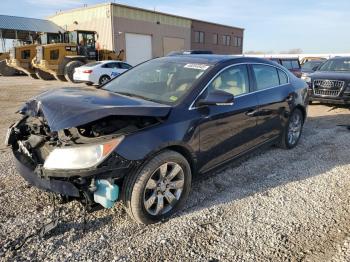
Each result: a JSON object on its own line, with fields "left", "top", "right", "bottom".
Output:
{"left": 122, "top": 150, "right": 192, "bottom": 224}
{"left": 279, "top": 108, "right": 304, "bottom": 149}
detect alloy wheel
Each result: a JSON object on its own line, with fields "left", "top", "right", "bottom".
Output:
{"left": 143, "top": 162, "right": 185, "bottom": 216}
{"left": 100, "top": 76, "right": 110, "bottom": 84}
{"left": 287, "top": 112, "right": 302, "bottom": 145}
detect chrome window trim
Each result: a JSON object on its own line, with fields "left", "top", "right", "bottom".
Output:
{"left": 189, "top": 62, "right": 290, "bottom": 110}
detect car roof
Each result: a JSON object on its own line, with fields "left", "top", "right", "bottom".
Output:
{"left": 158, "top": 54, "right": 279, "bottom": 66}
{"left": 99, "top": 60, "right": 124, "bottom": 63}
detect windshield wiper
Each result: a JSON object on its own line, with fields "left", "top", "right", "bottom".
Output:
{"left": 114, "top": 91, "right": 156, "bottom": 102}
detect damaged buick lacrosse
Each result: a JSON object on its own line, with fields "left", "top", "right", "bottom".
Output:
{"left": 6, "top": 55, "right": 308, "bottom": 224}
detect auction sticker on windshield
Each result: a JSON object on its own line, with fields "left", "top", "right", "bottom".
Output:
{"left": 184, "top": 64, "right": 210, "bottom": 70}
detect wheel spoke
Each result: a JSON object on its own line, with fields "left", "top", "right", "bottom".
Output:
{"left": 166, "top": 164, "right": 182, "bottom": 181}
{"left": 168, "top": 180, "right": 184, "bottom": 190}
{"left": 164, "top": 190, "right": 177, "bottom": 205}
{"left": 145, "top": 178, "right": 157, "bottom": 189}
{"left": 159, "top": 163, "right": 168, "bottom": 178}
{"left": 144, "top": 192, "right": 157, "bottom": 210}
{"left": 154, "top": 194, "right": 164, "bottom": 215}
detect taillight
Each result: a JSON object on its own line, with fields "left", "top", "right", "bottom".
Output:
{"left": 83, "top": 70, "right": 93, "bottom": 74}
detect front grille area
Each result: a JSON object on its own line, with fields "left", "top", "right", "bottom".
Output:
{"left": 313, "top": 79, "right": 345, "bottom": 97}
{"left": 314, "top": 89, "right": 340, "bottom": 96}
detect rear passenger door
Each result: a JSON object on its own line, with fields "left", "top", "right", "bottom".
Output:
{"left": 251, "top": 64, "right": 293, "bottom": 143}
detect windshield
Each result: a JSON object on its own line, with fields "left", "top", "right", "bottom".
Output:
{"left": 318, "top": 58, "right": 350, "bottom": 72}
{"left": 102, "top": 58, "right": 211, "bottom": 104}
{"left": 302, "top": 61, "right": 322, "bottom": 70}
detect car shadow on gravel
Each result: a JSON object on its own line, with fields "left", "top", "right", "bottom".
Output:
{"left": 44, "top": 213, "right": 113, "bottom": 244}
{"left": 177, "top": 113, "right": 350, "bottom": 219}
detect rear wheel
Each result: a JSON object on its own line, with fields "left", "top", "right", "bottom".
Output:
{"left": 278, "top": 108, "right": 304, "bottom": 149}
{"left": 98, "top": 75, "right": 111, "bottom": 86}
{"left": 0, "top": 60, "right": 17, "bottom": 76}
{"left": 35, "top": 69, "right": 55, "bottom": 80}
{"left": 122, "top": 150, "right": 192, "bottom": 224}
{"left": 64, "top": 60, "right": 85, "bottom": 83}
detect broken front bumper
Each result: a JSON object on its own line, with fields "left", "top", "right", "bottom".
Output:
{"left": 13, "top": 154, "right": 80, "bottom": 197}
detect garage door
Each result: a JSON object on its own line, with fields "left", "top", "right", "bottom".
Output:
{"left": 125, "top": 33, "right": 152, "bottom": 66}
{"left": 163, "top": 37, "right": 185, "bottom": 56}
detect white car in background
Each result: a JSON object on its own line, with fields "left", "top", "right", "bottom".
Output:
{"left": 73, "top": 60, "right": 132, "bottom": 86}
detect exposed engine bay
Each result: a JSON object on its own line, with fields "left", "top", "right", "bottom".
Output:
{"left": 10, "top": 115, "right": 160, "bottom": 165}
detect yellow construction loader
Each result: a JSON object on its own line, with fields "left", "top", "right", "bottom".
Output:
{"left": 0, "top": 52, "right": 18, "bottom": 76}
{"left": 32, "top": 30, "right": 124, "bottom": 82}
{"left": 6, "top": 33, "right": 63, "bottom": 80}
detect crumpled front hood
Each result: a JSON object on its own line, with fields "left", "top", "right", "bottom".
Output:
{"left": 20, "top": 87, "right": 171, "bottom": 131}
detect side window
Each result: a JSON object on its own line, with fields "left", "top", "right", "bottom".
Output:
{"left": 281, "top": 60, "right": 293, "bottom": 70}
{"left": 208, "top": 65, "right": 249, "bottom": 96}
{"left": 278, "top": 69, "right": 288, "bottom": 85}
{"left": 103, "top": 63, "right": 116, "bottom": 69}
{"left": 114, "top": 63, "right": 122, "bottom": 69}
{"left": 120, "top": 63, "right": 132, "bottom": 69}
{"left": 252, "top": 64, "right": 280, "bottom": 90}
{"left": 291, "top": 60, "right": 300, "bottom": 69}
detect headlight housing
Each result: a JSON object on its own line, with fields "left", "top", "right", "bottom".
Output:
{"left": 301, "top": 75, "right": 311, "bottom": 83}
{"left": 44, "top": 136, "right": 124, "bottom": 170}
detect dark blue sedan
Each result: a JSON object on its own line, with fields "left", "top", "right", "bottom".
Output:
{"left": 7, "top": 55, "right": 308, "bottom": 224}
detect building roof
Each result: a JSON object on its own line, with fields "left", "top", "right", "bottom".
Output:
{"left": 48, "top": 2, "right": 244, "bottom": 31}
{"left": 0, "top": 15, "right": 64, "bottom": 34}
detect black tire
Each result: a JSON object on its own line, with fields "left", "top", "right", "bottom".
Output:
{"left": 85, "top": 82, "right": 93, "bottom": 86}
{"left": 64, "top": 60, "right": 85, "bottom": 83}
{"left": 121, "top": 150, "right": 192, "bottom": 224}
{"left": 278, "top": 108, "right": 304, "bottom": 149}
{"left": 98, "top": 75, "right": 111, "bottom": 86}
{"left": 35, "top": 69, "right": 55, "bottom": 80}
{"left": 0, "top": 60, "right": 17, "bottom": 76}
{"left": 55, "top": 74, "right": 68, "bottom": 82}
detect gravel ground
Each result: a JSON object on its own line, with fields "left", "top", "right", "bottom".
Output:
{"left": 0, "top": 76, "right": 350, "bottom": 261}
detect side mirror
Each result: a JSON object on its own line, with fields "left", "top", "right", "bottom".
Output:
{"left": 196, "top": 90, "right": 234, "bottom": 107}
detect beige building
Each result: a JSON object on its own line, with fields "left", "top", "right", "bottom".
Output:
{"left": 49, "top": 3, "right": 244, "bottom": 65}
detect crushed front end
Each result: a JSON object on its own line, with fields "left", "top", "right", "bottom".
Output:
{"left": 5, "top": 115, "right": 153, "bottom": 209}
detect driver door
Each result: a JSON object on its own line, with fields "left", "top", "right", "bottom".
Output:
{"left": 196, "top": 64, "right": 260, "bottom": 173}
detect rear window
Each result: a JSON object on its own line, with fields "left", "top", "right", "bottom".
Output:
{"left": 278, "top": 69, "right": 288, "bottom": 85}
{"left": 281, "top": 60, "right": 300, "bottom": 70}
{"left": 85, "top": 61, "right": 102, "bottom": 67}
{"left": 252, "top": 64, "right": 280, "bottom": 90}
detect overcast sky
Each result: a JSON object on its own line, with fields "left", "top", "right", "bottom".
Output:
{"left": 1, "top": 0, "right": 350, "bottom": 53}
